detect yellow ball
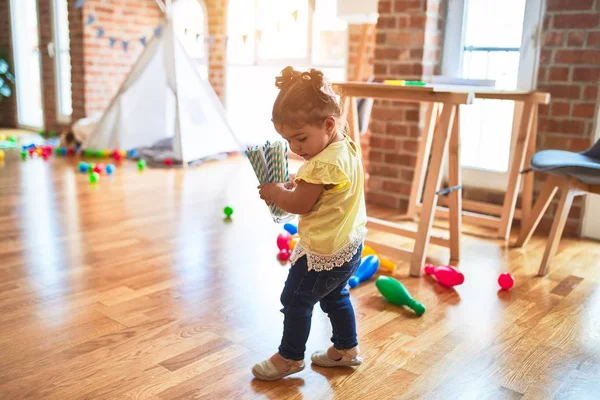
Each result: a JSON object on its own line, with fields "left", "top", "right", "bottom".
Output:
{"left": 119, "top": 150, "right": 126, "bottom": 157}
{"left": 0, "top": 150, "right": 4, "bottom": 161}
{"left": 0, "top": 134, "right": 6, "bottom": 141}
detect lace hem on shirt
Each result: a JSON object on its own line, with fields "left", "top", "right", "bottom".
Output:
{"left": 289, "top": 227, "right": 367, "bottom": 272}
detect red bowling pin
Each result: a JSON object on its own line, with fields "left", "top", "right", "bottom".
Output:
{"left": 424, "top": 264, "right": 464, "bottom": 288}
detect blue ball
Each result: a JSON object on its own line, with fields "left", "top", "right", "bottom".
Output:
{"left": 283, "top": 223, "right": 298, "bottom": 235}
{"left": 127, "top": 149, "right": 138, "bottom": 158}
{"left": 78, "top": 162, "right": 89, "bottom": 173}
{"left": 105, "top": 164, "right": 115, "bottom": 175}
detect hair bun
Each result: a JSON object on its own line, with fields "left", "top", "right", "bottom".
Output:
{"left": 275, "top": 66, "right": 302, "bottom": 89}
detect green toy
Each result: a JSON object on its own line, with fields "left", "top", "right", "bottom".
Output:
{"left": 223, "top": 206, "right": 234, "bottom": 218}
{"left": 376, "top": 276, "right": 426, "bottom": 316}
{"left": 137, "top": 159, "right": 146, "bottom": 170}
{"left": 8, "top": 135, "right": 16, "bottom": 143}
{"left": 21, "top": 150, "right": 27, "bottom": 160}
{"left": 89, "top": 172, "right": 99, "bottom": 184}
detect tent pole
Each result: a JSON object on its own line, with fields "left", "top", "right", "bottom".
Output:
{"left": 155, "top": 0, "right": 166, "bottom": 13}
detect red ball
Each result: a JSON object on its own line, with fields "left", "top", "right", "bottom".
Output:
{"left": 278, "top": 249, "right": 290, "bottom": 261}
{"left": 498, "top": 273, "right": 515, "bottom": 290}
{"left": 164, "top": 158, "right": 173, "bottom": 166}
{"left": 67, "top": 148, "right": 76, "bottom": 156}
{"left": 277, "top": 232, "right": 292, "bottom": 251}
{"left": 93, "top": 163, "right": 104, "bottom": 174}
{"left": 112, "top": 150, "right": 122, "bottom": 161}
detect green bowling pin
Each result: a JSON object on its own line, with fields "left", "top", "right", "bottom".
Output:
{"left": 376, "top": 276, "right": 426, "bottom": 316}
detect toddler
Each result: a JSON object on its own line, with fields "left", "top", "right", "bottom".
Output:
{"left": 252, "top": 66, "right": 367, "bottom": 381}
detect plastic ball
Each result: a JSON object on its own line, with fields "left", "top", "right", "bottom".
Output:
{"left": 112, "top": 150, "right": 122, "bottom": 161}
{"left": 105, "top": 164, "right": 115, "bottom": 175}
{"left": 68, "top": 148, "right": 76, "bottom": 156}
{"left": 119, "top": 150, "right": 126, "bottom": 157}
{"left": 498, "top": 273, "right": 515, "bottom": 290}
{"left": 102, "top": 149, "right": 111, "bottom": 157}
{"left": 164, "top": 158, "right": 173, "bottom": 166}
{"left": 137, "top": 159, "right": 146, "bottom": 170}
{"left": 0, "top": 150, "right": 4, "bottom": 161}
{"left": 93, "top": 163, "right": 104, "bottom": 174}
{"left": 95, "top": 150, "right": 104, "bottom": 158}
{"left": 0, "top": 133, "right": 6, "bottom": 140}
{"left": 35, "top": 148, "right": 42, "bottom": 155}
{"left": 84, "top": 149, "right": 94, "bottom": 157}
{"left": 278, "top": 249, "right": 290, "bottom": 262}
{"left": 21, "top": 151, "right": 27, "bottom": 160}
{"left": 89, "top": 172, "right": 100, "bottom": 184}
{"left": 78, "top": 162, "right": 89, "bottom": 173}
{"left": 223, "top": 206, "right": 234, "bottom": 218}
{"left": 8, "top": 135, "right": 16, "bottom": 143}
{"left": 277, "top": 232, "right": 292, "bottom": 251}
{"left": 128, "top": 149, "right": 138, "bottom": 158}
{"left": 42, "top": 154, "right": 49, "bottom": 161}
{"left": 289, "top": 237, "right": 299, "bottom": 251}
{"left": 283, "top": 223, "right": 298, "bottom": 235}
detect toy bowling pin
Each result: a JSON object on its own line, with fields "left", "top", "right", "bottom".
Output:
{"left": 348, "top": 255, "right": 379, "bottom": 288}
{"left": 375, "top": 276, "right": 426, "bottom": 316}
{"left": 424, "top": 264, "right": 464, "bottom": 288}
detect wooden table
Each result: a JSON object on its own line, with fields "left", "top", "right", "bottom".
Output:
{"left": 336, "top": 82, "right": 550, "bottom": 277}
{"left": 404, "top": 88, "right": 550, "bottom": 241}
{"left": 334, "top": 82, "right": 473, "bottom": 276}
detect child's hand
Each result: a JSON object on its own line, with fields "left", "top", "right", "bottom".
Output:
{"left": 284, "top": 179, "right": 297, "bottom": 190}
{"left": 259, "top": 183, "right": 285, "bottom": 202}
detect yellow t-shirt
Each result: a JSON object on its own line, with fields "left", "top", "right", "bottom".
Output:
{"left": 289, "top": 136, "right": 367, "bottom": 271}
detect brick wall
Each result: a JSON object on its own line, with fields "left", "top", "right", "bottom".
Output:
{"left": 368, "top": 0, "right": 445, "bottom": 209}
{"left": 0, "top": 0, "right": 16, "bottom": 127}
{"left": 205, "top": 0, "right": 227, "bottom": 101}
{"left": 73, "top": 0, "right": 162, "bottom": 118}
{"left": 346, "top": 23, "right": 377, "bottom": 183}
{"left": 534, "top": 0, "right": 600, "bottom": 234}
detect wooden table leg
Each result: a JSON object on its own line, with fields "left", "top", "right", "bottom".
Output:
{"left": 409, "top": 104, "right": 456, "bottom": 276}
{"left": 345, "top": 96, "right": 360, "bottom": 144}
{"left": 406, "top": 102, "right": 439, "bottom": 219}
{"left": 498, "top": 101, "right": 535, "bottom": 241}
{"left": 447, "top": 107, "right": 462, "bottom": 264}
{"left": 521, "top": 106, "right": 538, "bottom": 223}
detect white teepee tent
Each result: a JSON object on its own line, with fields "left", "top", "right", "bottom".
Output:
{"left": 85, "top": 5, "right": 242, "bottom": 164}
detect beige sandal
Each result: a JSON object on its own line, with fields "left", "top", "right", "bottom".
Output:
{"left": 252, "top": 356, "right": 305, "bottom": 381}
{"left": 311, "top": 346, "right": 363, "bottom": 368}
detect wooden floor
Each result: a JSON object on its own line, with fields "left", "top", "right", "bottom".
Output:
{"left": 1, "top": 134, "right": 600, "bottom": 399}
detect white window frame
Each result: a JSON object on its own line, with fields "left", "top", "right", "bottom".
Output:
{"left": 10, "top": 0, "right": 44, "bottom": 130}
{"left": 51, "top": 0, "right": 72, "bottom": 124}
{"left": 228, "top": 0, "right": 347, "bottom": 70}
{"left": 442, "top": 0, "right": 545, "bottom": 191}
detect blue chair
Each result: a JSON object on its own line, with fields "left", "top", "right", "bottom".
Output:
{"left": 515, "top": 138, "right": 600, "bottom": 275}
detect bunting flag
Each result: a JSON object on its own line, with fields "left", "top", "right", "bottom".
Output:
{"left": 196, "top": 34, "right": 201, "bottom": 43}
{"left": 109, "top": 37, "right": 118, "bottom": 48}
{"left": 292, "top": 9, "right": 298, "bottom": 22}
{"left": 256, "top": 30, "right": 263, "bottom": 42}
{"left": 154, "top": 26, "right": 162, "bottom": 38}
{"left": 96, "top": 27, "right": 104, "bottom": 38}
{"left": 122, "top": 41, "right": 129, "bottom": 52}
{"left": 76, "top": 0, "right": 85, "bottom": 9}
{"left": 86, "top": 15, "right": 95, "bottom": 25}
{"left": 242, "top": 34, "right": 248, "bottom": 44}
{"left": 139, "top": 37, "right": 147, "bottom": 47}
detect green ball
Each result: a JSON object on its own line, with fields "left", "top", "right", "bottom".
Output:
{"left": 94, "top": 150, "right": 104, "bottom": 158}
{"left": 21, "top": 150, "right": 27, "bottom": 160}
{"left": 223, "top": 206, "right": 234, "bottom": 218}
{"left": 8, "top": 136, "right": 17, "bottom": 143}
{"left": 89, "top": 172, "right": 100, "bottom": 184}
{"left": 84, "top": 149, "right": 94, "bottom": 157}
{"left": 137, "top": 159, "right": 146, "bottom": 170}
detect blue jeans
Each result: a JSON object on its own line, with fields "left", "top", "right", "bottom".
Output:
{"left": 278, "top": 245, "right": 362, "bottom": 361}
